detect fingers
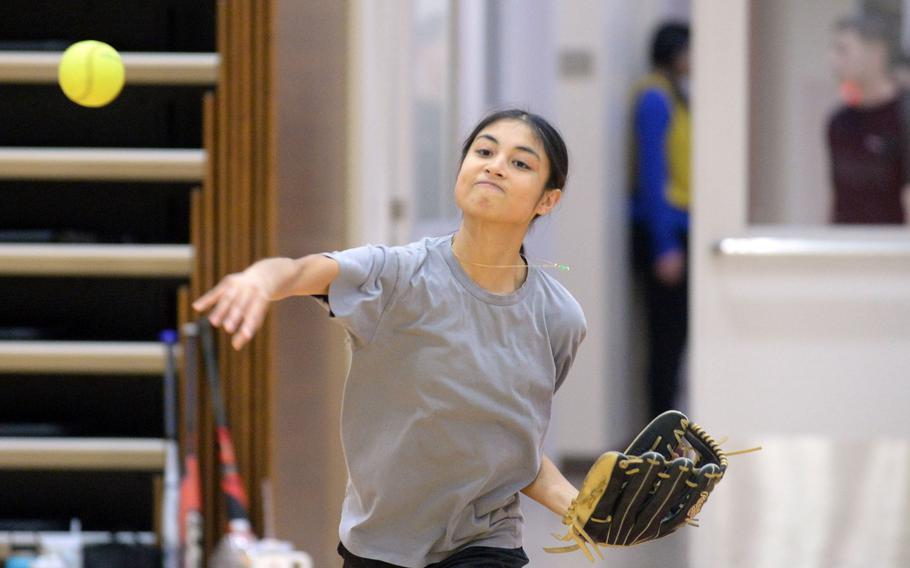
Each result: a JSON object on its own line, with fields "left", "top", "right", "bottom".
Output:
{"left": 230, "top": 295, "right": 268, "bottom": 350}
{"left": 192, "top": 273, "right": 270, "bottom": 350}
{"left": 223, "top": 285, "right": 266, "bottom": 334}
{"left": 222, "top": 285, "right": 253, "bottom": 333}
{"left": 207, "top": 285, "right": 239, "bottom": 327}
{"left": 192, "top": 280, "right": 227, "bottom": 312}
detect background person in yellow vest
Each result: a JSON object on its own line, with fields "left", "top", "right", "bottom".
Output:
{"left": 630, "top": 22, "right": 691, "bottom": 418}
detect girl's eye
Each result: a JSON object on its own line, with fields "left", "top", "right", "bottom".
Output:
{"left": 476, "top": 148, "right": 492, "bottom": 157}
{"left": 514, "top": 160, "right": 530, "bottom": 170}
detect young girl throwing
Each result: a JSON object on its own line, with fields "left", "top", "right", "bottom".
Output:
{"left": 194, "top": 109, "right": 587, "bottom": 567}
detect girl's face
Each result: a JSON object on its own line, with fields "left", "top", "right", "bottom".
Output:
{"left": 455, "top": 119, "right": 561, "bottom": 226}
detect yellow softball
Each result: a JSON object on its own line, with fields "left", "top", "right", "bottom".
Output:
{"left": 58, "top": 40, "right": 125, "bottom": 108}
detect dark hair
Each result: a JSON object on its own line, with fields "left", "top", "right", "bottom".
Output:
{"left": 459, "top": 108, "right": 569, "bottom": 193}
{"left": 651, "top": 22, "right": 690, "bottom": 69}
{"left": 836, "top": 12, "right": 901, "bottom": 67}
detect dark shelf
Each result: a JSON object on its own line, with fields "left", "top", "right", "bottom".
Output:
{"left": 0, "top": 85, "right": 206, "bottom": 149}
{"left": 0, "top": 277, "right": 185, "bottom": 341}
{"left": 0, "top": 1, "right": 216, "bottom": 53}
{"left": 0, "top": 182, "right": 191, "bottom": 244}
{"left": 0, "top": 373, "right": 164, "bottom": 438}
{"left": 0, "top": 470, "right": 157, "bottom": 531}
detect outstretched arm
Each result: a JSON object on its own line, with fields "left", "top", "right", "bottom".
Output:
{"left": 521, "top": 453, "right": 579, "bottom": 517}
{"left": 192, "top": 254, "right": 339, "bottom": 350}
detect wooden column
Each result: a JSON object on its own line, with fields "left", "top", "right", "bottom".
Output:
{"left": 180, "top": 0, "right": 276, "bottom": 555}
{"left": 179, "top": 1, "right": 349, "bottom": 563}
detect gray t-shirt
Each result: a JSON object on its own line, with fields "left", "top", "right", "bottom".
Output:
{"left": 316, "top": 233, "right": 586, "bottom": 567}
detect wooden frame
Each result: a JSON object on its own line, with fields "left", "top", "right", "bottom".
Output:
{"left": 177, "top": 0, "right": 275, "bottom": 552}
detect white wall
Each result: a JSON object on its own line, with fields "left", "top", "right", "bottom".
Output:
{"left": 548, "top": 0, "right": 691, "bottom": 456}
{"left": 692, "top": 1, "right": 910, "bottom": 564}
{"left": 347, "top": 0, "right": 414, "bottom": 246}
{"left": 692, "top": 0, "right": 910, "bottom": 446}
{"left": 547, "top": 0, "right": 612, "bottom": 457}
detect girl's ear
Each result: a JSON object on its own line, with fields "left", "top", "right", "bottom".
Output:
{"left": 535, "top": 188, "right": 563, "bottom": 216}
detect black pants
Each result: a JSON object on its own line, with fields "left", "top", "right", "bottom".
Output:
{"left": 631, "top": 224, "right": 689, "bottom": 417}
{"left": 337, "top": 542, "right": 529, "bottom": 568}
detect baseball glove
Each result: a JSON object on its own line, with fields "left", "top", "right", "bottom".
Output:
{"left": 544, "top": 410, "right": 728, "bottom": 561}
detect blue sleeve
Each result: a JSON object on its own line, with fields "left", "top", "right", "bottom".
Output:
{"left": 636, "top": 89, "right": 682, "bottom": 259}
{"left": 316, "top": 244, "right": 401, "bottom": 349}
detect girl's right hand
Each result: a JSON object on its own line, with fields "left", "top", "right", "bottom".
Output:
{"left": 192, "top": 270, "right": 272, "bottom": 350}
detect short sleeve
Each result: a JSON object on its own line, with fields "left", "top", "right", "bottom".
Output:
{"left": 552, "top": 301, "right": 587, "bottom": 392}
{"left": 315, "top": 244, "right": 401, "bottom": 348}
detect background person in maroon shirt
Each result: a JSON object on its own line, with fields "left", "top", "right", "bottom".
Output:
{"left": 828, "top": 12, "right": 910, "bottom": 225}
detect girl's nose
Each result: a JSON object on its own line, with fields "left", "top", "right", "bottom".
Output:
{"left": 484, "top": 159, "right": 506, "bottom": 177}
